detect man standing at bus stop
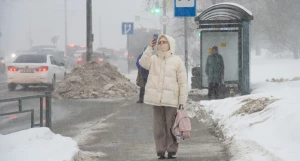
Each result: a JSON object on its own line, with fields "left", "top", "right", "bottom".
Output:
{"left": 205, "top": 46, "right": 224, "bottom": 99}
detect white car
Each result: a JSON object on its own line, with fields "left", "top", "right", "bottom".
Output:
{"left": 6, "top": 54, "right": 66, "bottom": 91}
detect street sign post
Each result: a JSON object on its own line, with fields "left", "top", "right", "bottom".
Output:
{"left": 174, "top": 0, "right": 196, "bottom": 17}
{"left": 122, "top": 22, "right": 134, "bottom": 35}
{"left": 122, "top": 22, "right": 134, "bottom": 74}
{"left": 174, "top": 0, "right": 197, "bottom": 79}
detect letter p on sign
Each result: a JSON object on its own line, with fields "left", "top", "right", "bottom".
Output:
{"left": 176, "top": 0, "right": 194, "bottom": 7}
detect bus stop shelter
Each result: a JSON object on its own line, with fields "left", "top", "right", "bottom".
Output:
{"left": 194, "top": 3, "right": 254, "bottom": 95}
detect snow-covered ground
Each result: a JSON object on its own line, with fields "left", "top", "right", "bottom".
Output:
{"left": 0, "top": 127, "right": 106, "bottom": 161}
{"left": 0, "top": 128, "right": 79, "bottom": 161}
{"left": 192, "top": 57, "right": 300, "bottom": 161}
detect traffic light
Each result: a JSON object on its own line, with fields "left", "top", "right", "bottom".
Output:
{"left": 198, "top": 33, "right": 201, "bottom": 37}
{"left": 155, "top": 8, "right": 160, "bottom": 13}
{"left": 151, "top": 8, "right": 160, "bottom": 14}
{"left": 151, "top": 1, "right": 161, "bottom": 14}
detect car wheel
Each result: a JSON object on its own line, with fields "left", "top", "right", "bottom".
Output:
{"left": 48, "top": 75, "right": 56, "bottom": 91}
{"left": 8, "top": 83, "right": 17, "bottom": 91}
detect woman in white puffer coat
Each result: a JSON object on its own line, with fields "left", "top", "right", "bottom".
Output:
{"left": 139, "top": 34, "right": 188, "bottom": 159}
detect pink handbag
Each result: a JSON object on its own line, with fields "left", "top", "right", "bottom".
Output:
{"left": 172, "top": 108, "right": 192, "bottom": 140}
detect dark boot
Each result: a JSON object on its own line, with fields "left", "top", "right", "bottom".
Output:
{"left": 167, "top": 152, "right": 177, "bottom": 159}
{"left": 157, "top": 153, "right": 166, "bottom": 159}
{"left": 208, "top": 83, "right": 213, "bottom": 99}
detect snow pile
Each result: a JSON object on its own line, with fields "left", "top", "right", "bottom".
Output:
{"left": 72, "top": 151, "right": 107, "bottom": 161}
{"left": 232, "top": 97, "right": 278, "bottom": 116}
{"left": 53, "top": 61, "right": 138, "bottom": 99}
{"left": 190, "top": 58, "right": 300, "bottom": 161}
{"left": 0, "top": 128, "right": 79, "bottom": 161}
{"left": 184, "top": 99, "right": 202, "bottom": 118}
{"left": 199, "top": 81, "right": 300, "bottom": 161}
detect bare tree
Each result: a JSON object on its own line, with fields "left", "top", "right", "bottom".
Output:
{"left": 142, "top": 0, "right": 174, "bottom": 11}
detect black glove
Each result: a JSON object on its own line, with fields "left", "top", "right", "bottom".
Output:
{"left": 179, "top": 104, "right": 183, "bottom": 110}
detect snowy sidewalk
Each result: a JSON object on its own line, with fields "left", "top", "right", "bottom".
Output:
{"left": 76, "top": 100, "right": 229, "bottom": 161}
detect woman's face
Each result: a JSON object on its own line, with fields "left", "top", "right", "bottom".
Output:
{"left": 157, "top": 37, "right": 170, "bottom": 52}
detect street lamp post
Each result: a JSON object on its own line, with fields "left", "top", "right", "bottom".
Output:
{"left": 64, "top": 0, "right": 68, "bottom": 53}
{"left": 86, "top": 0, "right": 93, "bottom": 62}
{"left": 163, "top": 0, "right": 166, "bottom": 34}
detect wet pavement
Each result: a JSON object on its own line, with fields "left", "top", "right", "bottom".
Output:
{"left": 69, "top": 100, "right": 229, "bottom": 161}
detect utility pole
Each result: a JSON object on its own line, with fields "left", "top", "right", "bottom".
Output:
{"left": 86, "top": 0, "right": 93, "bottom": 62}
{"left": 64, "top": 0, "right": 68, "bottom": 52}
{"left": 163, "top": 0, "right": 167, "bottom": 34}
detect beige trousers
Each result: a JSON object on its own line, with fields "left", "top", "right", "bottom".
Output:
{"left": 153, "top": 106, "right": 178, "bottom": 155}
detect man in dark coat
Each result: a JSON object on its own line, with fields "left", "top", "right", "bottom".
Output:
{"left": 205, "top": 46, "right": 224, "bottom": 99}
{"left": 136, "top": 47, "right": 149, "bottom": 103}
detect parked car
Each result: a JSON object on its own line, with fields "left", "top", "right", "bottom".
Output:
{"left": 6, "top": 54, "right": 66, "bottom": 91}
{"left": 76, "top": 52, "right": 106, "bottom": 64}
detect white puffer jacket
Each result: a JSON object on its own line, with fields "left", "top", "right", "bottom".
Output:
{"left": 139, "top": 34, "right": 188, "bottom": 108}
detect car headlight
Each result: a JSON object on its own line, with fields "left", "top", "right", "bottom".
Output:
{"left": 11, "top": 53, "right": 16, "bottom": 58}
{"left": 1, "top": 60, "right": 4, "bottom": 63}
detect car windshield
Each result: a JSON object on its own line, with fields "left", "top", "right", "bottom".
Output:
{"left": 13, "top": 55, "right": 47, "bottom": 63}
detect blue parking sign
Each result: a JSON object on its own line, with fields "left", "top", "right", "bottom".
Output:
{"left": 174, "top": 0, "right": 196, "bottom": 17}
{"left": 122, "top": 22, "right": 134, "bottom": 35}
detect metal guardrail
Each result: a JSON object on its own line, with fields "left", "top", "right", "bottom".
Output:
{"left": 0, "top": 92, "right": 52, "bottom": 129}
